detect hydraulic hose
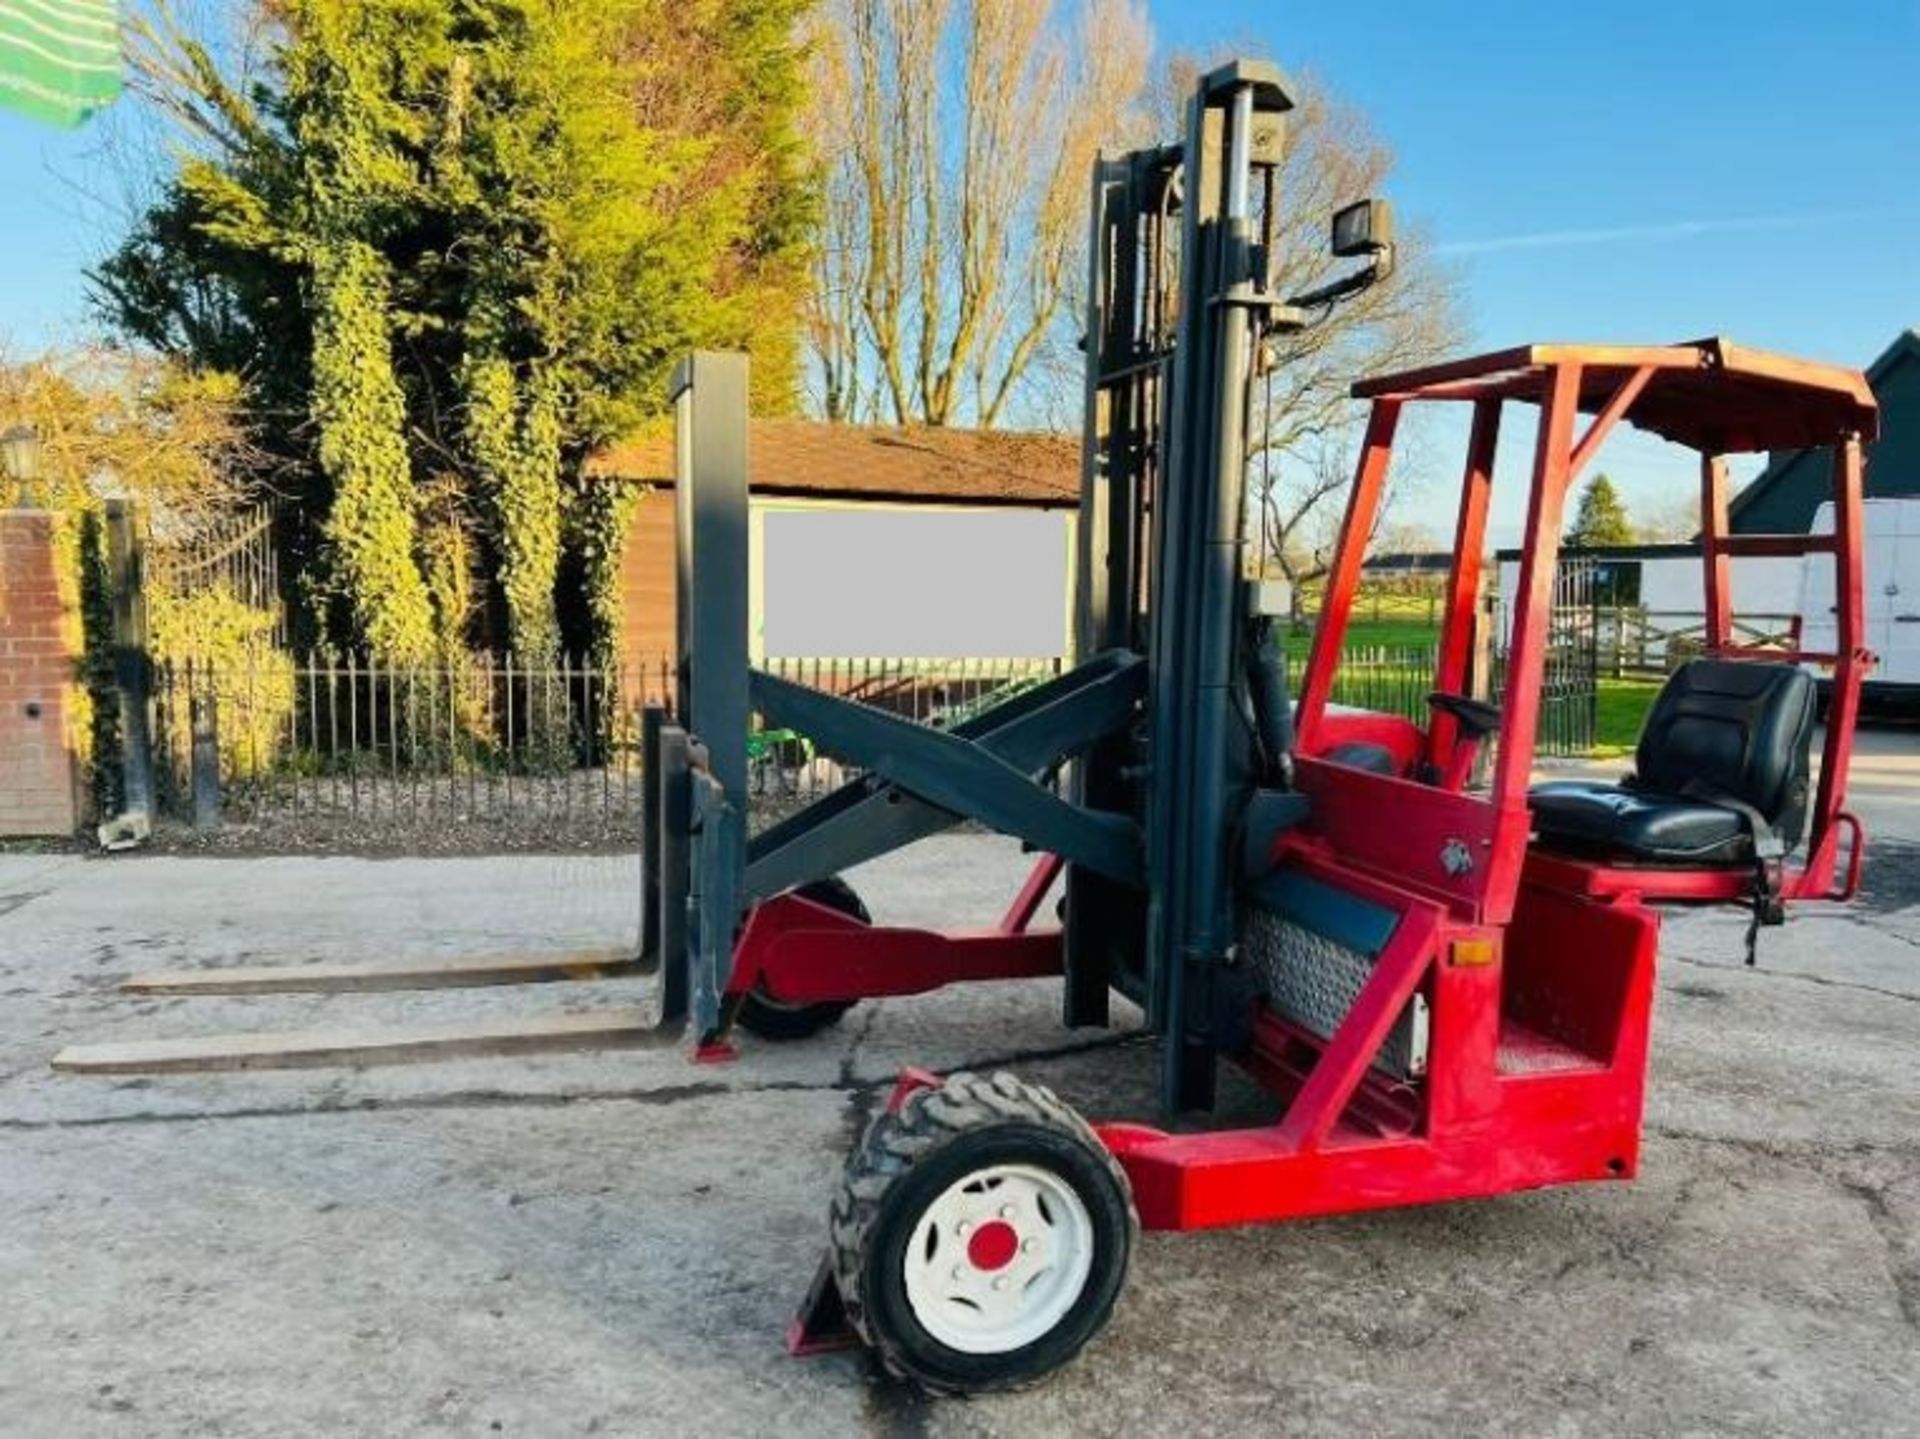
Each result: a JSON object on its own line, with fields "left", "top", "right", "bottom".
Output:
{"left": 1245, "top": 614, "right": 1294, "bottom": 788}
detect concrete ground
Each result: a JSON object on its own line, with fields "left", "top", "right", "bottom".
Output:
{"left": 2, "top": 726, "right": 1917, "bottom": 1436}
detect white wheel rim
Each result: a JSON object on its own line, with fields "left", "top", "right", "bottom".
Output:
{"left": 901, "top": 1162, "right": 1095, "bottom": 1355}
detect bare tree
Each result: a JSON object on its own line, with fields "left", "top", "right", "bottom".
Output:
{"left": 1634, "top": 490, "right": 1701, "bottom": 542}
{"left": 1233, "top": 73, "right": 1465, "bottom": 587}
{"left": 118, "top": 0, "right": 277, "bottom": 156}
{"left": 0, "top": 346, "right": 263, "bottom": 517}
{"left": 1145, "top": 56, "right": 1463, "bottom": 583}
{"left": 1374, "top": 518, "right": 1446, "bottom": 559}
{"left": 804, "top": 0, "right": 1150, "bottom": 426}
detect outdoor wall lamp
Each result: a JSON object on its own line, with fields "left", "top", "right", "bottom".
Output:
{"left": 1, "top": 425, "right": 44, "bottom": 508}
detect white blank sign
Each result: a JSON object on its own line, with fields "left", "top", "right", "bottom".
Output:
{"left": 760, "top": 506, "right": 1069, "bottom": 658}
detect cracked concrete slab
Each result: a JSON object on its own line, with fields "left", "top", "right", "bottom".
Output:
{"left": 2, "top": 727, "right": 1918, "bottom": 1435}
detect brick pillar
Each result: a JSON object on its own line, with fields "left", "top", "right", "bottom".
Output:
{"left": 0, "top": 509, "right": 82, "bottom": 837}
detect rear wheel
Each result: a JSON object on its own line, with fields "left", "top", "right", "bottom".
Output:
{"left": 734, "top": 876, "right": 869, "bottom": 1040}
{"left": 828, "top": 1071, "right": 1136, "bottom": 1393}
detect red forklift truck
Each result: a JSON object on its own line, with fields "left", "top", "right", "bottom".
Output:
{"left": 637, "top": 61, "right": 1877, "bottom": 1393}
{"left": 37, "top": 56, "right": 1879, "bottom": 1399}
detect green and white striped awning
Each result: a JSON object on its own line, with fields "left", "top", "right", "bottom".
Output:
{"left": 0, "top": 0, "right": 120, "bottom": 129}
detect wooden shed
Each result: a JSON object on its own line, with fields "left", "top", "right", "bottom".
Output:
{"left": 587, "top": 419, "right": 1081, "bottom": 667}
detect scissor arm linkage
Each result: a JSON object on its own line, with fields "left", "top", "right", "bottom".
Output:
{"left": 748, "top": 654, "right": 1146, "bottom": 889}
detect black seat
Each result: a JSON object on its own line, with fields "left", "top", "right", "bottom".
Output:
{"left": 1530, "top": 660, "right": 1816, "bottom": 866}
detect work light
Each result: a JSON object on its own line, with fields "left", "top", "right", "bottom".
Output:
{"left": 1331, "top": 199, "right": 1394, "bottom": 258}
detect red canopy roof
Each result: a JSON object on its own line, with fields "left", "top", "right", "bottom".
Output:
{"left": 1354, "top": 339, "right": 1878, "bottom": 455}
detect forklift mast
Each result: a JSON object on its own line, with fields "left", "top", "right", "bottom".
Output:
{"left": 1076, "top": 62, "right": 1302, "bottom": 1111}
{"left": 655, "top": 58, "right": 1393, "bottom": 1107}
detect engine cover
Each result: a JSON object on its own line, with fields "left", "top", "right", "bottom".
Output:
{"left": 1240, "top": 883, "right": 1429, "bottom": 1081}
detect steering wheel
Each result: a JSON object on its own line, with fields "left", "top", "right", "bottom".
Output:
{"left": 1427, "top": 691, "right": 1502, "bottom": 739}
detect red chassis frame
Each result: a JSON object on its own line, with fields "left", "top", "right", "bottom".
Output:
{"left": 733, "top": 340, "right": 1878, "bottom": 1236}
{"left": 724, "top": 853, "right": 1067, "bottom": 1016}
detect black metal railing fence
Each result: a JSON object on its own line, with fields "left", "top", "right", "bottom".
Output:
{"left": 148, "top": 653, "right": 1066, "bottom": 836}
{"left": 146, "top": 626, "right": 1610, "bottom": 842}
{"left": 1298, "top": 644, "right": 1439, "bottom": 726}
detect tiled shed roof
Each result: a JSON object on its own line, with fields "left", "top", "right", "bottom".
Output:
{"left": 588, "top": 418, "right": 1080, "bottom": 507}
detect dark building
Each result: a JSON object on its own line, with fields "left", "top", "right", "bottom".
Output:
{"left": 1360, "top": 551, "right": 1455, "bottom": 580}
{"left": 1730, "top": 329, "right": 1920, "bottom": 533}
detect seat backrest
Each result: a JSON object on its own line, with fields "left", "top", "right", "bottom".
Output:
{"left": 1636, "top": 659, "right": 1817, "bottom": 844}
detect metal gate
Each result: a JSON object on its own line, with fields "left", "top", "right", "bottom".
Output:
{"left": 1496, "top": 553, "right": 1599, "bottom": 758}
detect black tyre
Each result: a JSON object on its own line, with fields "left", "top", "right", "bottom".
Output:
{"left": 734, "top": 876, "right": 869, "bottom": 1041}
{"left": 828, "top": 1070, "right": 1136, "bottom": 1394}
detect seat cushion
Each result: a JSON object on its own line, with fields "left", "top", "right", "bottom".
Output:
{"left": 1528, "top": 660, "right": 1815, "bottom": 871}
{"left": 1635, "top": 660, "right": 1815, "bottom": 848}
{"left": 1529, "top": 780, "right": 1751, "bottom": 865}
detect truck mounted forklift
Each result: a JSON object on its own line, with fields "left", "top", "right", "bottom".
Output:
{"left": 637, "top": 58, "right": 1879, "bottom": 1391}
{"left": 36, "top": 52, "right": 1876, "bottom": 1399}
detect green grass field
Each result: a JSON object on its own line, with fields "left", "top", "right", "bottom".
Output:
{"left": 1595, "top": 678, "right": 1661, "bottom": 757}
{"left": 1281, "top": 606, "right": 1663, "bottom": 759}
{"left": 1279, "top": 618, "right": 1445, "bottom": 661}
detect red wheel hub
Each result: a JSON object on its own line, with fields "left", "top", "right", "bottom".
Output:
{"left": 966, "top": 1219, "right": 1019, "bottom": 1272}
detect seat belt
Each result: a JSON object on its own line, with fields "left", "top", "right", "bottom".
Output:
{"left": 1680, "top": 780, "right": 1786, "bottom": 965}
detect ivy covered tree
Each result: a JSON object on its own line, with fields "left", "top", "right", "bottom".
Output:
{"left": 96, "top": 0, "right": 817, "bottom": 663}
{"left": 1566, "top": 473, "right": 1635, "bottom": 549}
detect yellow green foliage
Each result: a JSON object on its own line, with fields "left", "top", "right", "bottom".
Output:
{"left": 0, "top": 350, "right": 256, "bottom": 517}
{"left": 43, "top": 511, "right": 99, "bottom": 804}
{"left": 573, "top": 478, "right": 639, "bottom": 671}
{"left": 309, "top": 242, "right": 437, "bottom": 662}
{"left": 419, "top": 508, "right": 477, "bottom": 655}
{"left": 147, "top": 585, "right": 297, "bottom": 781}
{"left": 1, "top": 350, "right": 258, "bottom": 814}
{"left": 98, "top": 0, "right": 818, "bottom": 663}
{"left": 461, "top": 354, "right": 562, "bottom": 662}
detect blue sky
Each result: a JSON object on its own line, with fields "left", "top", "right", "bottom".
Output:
{"left": 0, "top": 107, "right": 118, "bottom": 348}
{"left": 2, "top": 2, "right": 1916, "bottom": 542}
{"left": 1151, "top": 0, "right": 1920, "bottom": 540}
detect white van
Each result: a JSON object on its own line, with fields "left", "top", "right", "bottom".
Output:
{"left": 1800, "top": 497, "right": 1920, "bottom": 706}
